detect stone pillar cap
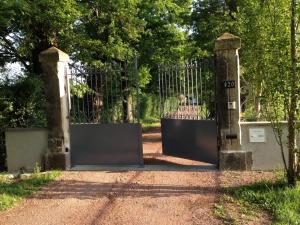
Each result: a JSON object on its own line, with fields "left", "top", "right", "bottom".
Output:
{"left": 215, "top": 33, "right": 241, "bottom": 51}
{"left": 39, "top": 47, "right": 69, "bottom": 63}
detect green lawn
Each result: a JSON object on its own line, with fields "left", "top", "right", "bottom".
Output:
{"left": 0, "top": 171, "right": 61, "bottom": 211}
{"left": 141, "top": 118, "right": 160, "bottom": 132}
{"left": 222, "top": 176, "right": 300, "bottom": 225}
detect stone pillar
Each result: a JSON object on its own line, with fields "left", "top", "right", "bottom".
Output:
{"left": 39, "top": 47, "right": 70, "bottom": 170}
{"left": 215, "top": 33, "right": 252, "bottom": 170}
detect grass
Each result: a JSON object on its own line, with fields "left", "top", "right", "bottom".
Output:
{"left": 214, "top": 199, "right": 240, "bottom": 225}
{"left": 0, "top": 171, "right": 61, "bottom": 211}
{"left": 141, "top": 118, "right": 160, "bottom": 132}
{"left": 219, "top": 175, "right": 300, "bottom": 225}
{"left": 214, "top": 194, "right": 263, "bottom": 225}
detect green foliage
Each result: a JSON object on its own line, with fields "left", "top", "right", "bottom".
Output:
{"left": 227, "top": 176, "right": 300, "bottom": 225}
{"left": 70, "top": 80, "right": 92, "bottom": 98}
{"left": 0, "top": 171, "right": 60, "bottom": 211}
{"left": 192, "top": 0, "right": 296, "bottom": 121}
{"left": 33, "top": 163, "right": 41, "bottom": 174}
{"left": 0, "top": 0, "right": 80, "bottom": 73}
{"left": 0, "top": 72, "right": 46, "bottom": 171}
{"left": 138, "top": 0, "right": 192, "bottom": 65}
{"left": 214, "top": 201, "right": 239, "bottom": 225}
{"left": 0, "top": 74, "right": 46, "bottom": 128}
{"left": 0, "top": 0, "right": 193, "bottom": 128}
{"left": 140, "top": 93, "right": 160, "bottom": 121}
{"left": 191, "top": 0, "right": 238, "bottom": 56}
{"left": 138, "top": 66, "right": 152, "bottom": 89}
{"left": 74, "top": 0, "right": 143, "bottom": 64}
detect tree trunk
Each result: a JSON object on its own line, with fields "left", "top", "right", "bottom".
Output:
{"left": 254, "top": 82, "right": 263, "bottom": 119}
{"left": 288, "top": 0, "right": 298, "bottom": 187}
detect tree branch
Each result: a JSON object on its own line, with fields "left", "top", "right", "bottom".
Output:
{"left": 0, "top": 35, "right": 31, "bottom": 71}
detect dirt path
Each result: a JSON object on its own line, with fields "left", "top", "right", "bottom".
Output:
{"left": 0, "top": 170, "right": 221, "bottom": 225}
{"left": 0, "top": 129, "right": 222, "bottom": 225}
{"left": 0, "top": 129, "right": 273, "bottom": 225}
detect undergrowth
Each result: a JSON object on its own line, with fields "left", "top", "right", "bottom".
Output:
{"left": 0, "top": 171, "right": 60, "bottom": 210}
{"left": 217, "top": 174, "right": 300, "bottom": 225}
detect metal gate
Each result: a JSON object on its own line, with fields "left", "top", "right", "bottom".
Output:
{"left": 69, "top": 60, "right": 143, "bottom": 166}
{"left": 158, "top": 59, "right": 218, "bottom": 164}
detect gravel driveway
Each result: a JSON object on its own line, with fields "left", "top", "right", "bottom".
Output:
{"left": 0, "top": 129, "right": 273, "bottom": 225}
{"left": 0, "top": 169, "right": 221, "bottom": 225}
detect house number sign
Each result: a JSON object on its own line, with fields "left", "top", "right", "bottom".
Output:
{"left": 223, "top": 80, "right": 235, "bottom": 88}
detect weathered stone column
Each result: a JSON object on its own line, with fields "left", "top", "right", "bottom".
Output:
{"left": 39, "top": 47, "right": 70, "bottom": 170}
{"left": 215, "top": 33, "right": 252, "bottom": 170}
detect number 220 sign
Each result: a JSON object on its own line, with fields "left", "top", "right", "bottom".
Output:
{"left": 223, "top": 80, "right": 235, "bottom": 88}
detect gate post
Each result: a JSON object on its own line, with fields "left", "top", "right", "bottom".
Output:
{"left": 214, "top": 33, "right": 252, "bottom": 170}
{"left": 39, "top": 47, "right": 70, "bottom": 170}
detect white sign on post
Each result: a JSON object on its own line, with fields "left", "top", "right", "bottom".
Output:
{"left": 249, "top": 128, "right": 266, "bottom": 143}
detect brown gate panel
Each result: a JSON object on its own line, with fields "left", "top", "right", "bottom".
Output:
{"left": 161, "top": 119, "right": 218, "bottom": 164}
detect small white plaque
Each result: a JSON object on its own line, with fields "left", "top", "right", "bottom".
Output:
{"left": 228, "top": 101, "right": 236, "bottom": 109}
{"left": 249, "top": 128, "right": 265, "bottom": 143}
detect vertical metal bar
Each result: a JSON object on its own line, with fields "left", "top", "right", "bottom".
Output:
{"left": 170, "top": 65, "right": 172, "bottom": 118}
{"left": 187, "top": 62, "right": 190, "bottom": 118}
{"left": 76, "top": 68, "right": 80, "bottom": 123}
{"left": 175, "top": 65, "right": 179, "bottom": 119}
{"left": 90, "top": 65, "right": 95, "bottom": 123}
{"left": 173, "top": 65, "right": 177, "bottom": 118}
{"left": 96, "top": 68, "right": 105, "bottom": 123}
{"left": 86, "top": 67, "right": 90, "bottom": 123}
{"left": 135, "top": 55, "right": 140, "bottom": 124}
{"left": 200, "top": 60, "right": 203, "bottom": 119}
{"left": 179, "top": 65, "right": 182, "bottom": 98}
{"left": 161, "top": 66, "right": 165, "bottom": 118}
{"left": 114, "top": 64, "right": 119, "bottom": 123}
{"left": 70, "top": 68, "right": 75, "bottom": 123}
{"left": 89, "top": 66, "right": 93, "bottom": 123}
{"left": 179, "top": 65, "right": 182, "bottom": 119}
{"left": 183, "top": 64, "right": 187, "bottom": 113}
{"left": 120, "top": 63, "right": 123, "bottom": 122}
{"left": 213, "top": 58, "right": 217, "bottom": 121}
{"left": 168, "top": 66, "right": 171, "bottom": 118}
{"left": 125, "top": 62, "right": 128, "bottom": 123}
{"left": 170, "top": 65, "right": 174, "bottom": 118}
{"left": 191, "top": 61, "right": 195, "bottom": 119}
{"left": 80, "top": 71, "right": 86, "bottom": 122}
{"left": 95, "top": 67, "right": 98, "bottom": 123}
{"left": 208, "top": 60, "right": 213, "bottom": 119}
{"left": 164, "top": 66, "right": 168, "bottom": 118}
{"left": 124, "top": 62, "right": 128, "bottom": 123}
{"left": 105, "top": 66, "right": 109, "bottom": 123}
{"left": 158, "top": 65, "right": 162, "bottom": 118}
{"left": 195, "top": 61, "right": 199, "bottom": 120}
{"left": 110, "top": 66, "right": 114, "bottom": 122}
{"left": 204, "top": 60, "right": 208, "bottom": 118}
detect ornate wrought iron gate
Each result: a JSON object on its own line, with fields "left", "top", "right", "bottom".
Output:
{"left": 69, "top": 60, "right": 143, "bottom": 166}
{"left": 159, "top": 59, "right": 218, "bottom": 164}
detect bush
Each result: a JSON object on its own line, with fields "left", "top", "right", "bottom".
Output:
{"left": 140, "top": 93, "right": 160, "bottom": 122}
{"left": 0, "top": 74, "right": 47, "bottom": 171}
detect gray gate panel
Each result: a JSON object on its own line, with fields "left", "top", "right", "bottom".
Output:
{"left": 71, "top": 123, "right": 143, "bottom": 166}
{"left": 161, "top": 119, "right": 218, "bottom": 164}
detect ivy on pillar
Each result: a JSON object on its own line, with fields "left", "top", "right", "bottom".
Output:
{"left": 215, "top": 33, "right": 252, "bottom": 170}
{"left": 39, "top": 47, "right": 71, "bottom": 170}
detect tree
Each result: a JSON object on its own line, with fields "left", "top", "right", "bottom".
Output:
{"left": 137, "top": 0, "right": 191, "bottom": 95}
{"left": 287, "top": 0, "right": 299, "bottom": 186}
{"left": 0, "top": 0, "right": 80, "bottom": 74}
{"left": 73, "top": 0, "right": 143, "bottom": 65}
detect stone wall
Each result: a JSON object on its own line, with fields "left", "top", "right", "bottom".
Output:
{"left": 6, "top": 128, "right": 48, "bottom": 172}
{"left": 240, "top": 122, "right": 300, "bottom": 170}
